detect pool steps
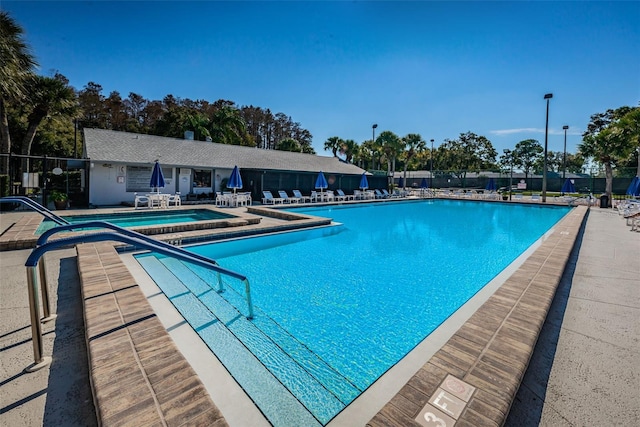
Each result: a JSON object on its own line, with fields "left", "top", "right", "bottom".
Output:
{"left": 137, "top": 255, "right": 362, "bottom": 425}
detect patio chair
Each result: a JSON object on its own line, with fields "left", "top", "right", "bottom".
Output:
{"left": 167, "top": 192, "right": 181, "bottom": 207}
{"left": 374, "top": 189, "right": 387, "bottom": 199}
{"left": 531, "top": 193, "right": 541, "bottom": 202}
{"left": 292, "top": 189, "right": 311, "bottom": 203}
{"left": 215, "top": 192, "right": 229, "bottom": 207}
{"left": 134, "top": 193, "right": 150, "bottom": 209}
{"left": 278, "top": 190, "right": 297, "bottom": 203}
{"left": 262, "top": 190, "right": 283, "bottom": 204}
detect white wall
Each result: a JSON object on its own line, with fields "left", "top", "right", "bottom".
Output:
{"left": 89, "top": 162, "right": 176, "bottom": 206}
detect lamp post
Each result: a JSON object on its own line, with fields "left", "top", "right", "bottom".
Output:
{"left": 430, "top": 139, "right": 434, "bottom": 188}
{"left": 372, "top": 123, "right": 378, "bottom": 170}
{"left": 73, "top": 118, "right": 78, "bottom": 159}
{"left": 542, "top": 93, "right": 553, "bottom": 202}
{"left": 504, "top": 149, "right": 513, "bottom": 201}
{"left": 562, "top": 125, "right": 569, "bottom": 180}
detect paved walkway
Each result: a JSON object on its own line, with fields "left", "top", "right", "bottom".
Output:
{"left": 506, "top": 208, "right": 639, "bottom": 426}
{"left": 1, "top": 207, "right": 638, "bottom": 426}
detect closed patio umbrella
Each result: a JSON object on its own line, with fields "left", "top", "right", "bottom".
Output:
{"left": 150, "top": 161, "right": 165, "bottom": 193}
{"left": 359, "top": 173, "right": 369, "bottom": 190}
{"left": 561, "top": 179, "right": 575, "bottom": 194}
{"left": 485, "top": 178, "right": 496, "bottom": 191}
{"left": 315, "top": 171, "right": 328, "bottom": 191}
{"left": 227, "top": 165, "right": 243, "bottom": 193}
{"left": 420, "top": 177, "right": 428, "bottom": 189}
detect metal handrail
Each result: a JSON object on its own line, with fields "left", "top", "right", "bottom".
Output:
{"left": 1, "top": 196, "right": 69, "bottom": 225}
{"left": 37, "top": 220, "right": 229, "bottom": 292}
{"left": 31, "top": 229, "right": 253, "bottom": 313}
{"left": 22, "top": 226, "right": 255, "bottom": 371}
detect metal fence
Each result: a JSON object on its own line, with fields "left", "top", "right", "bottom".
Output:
{"left": 0, "top": 153, "right": 90, "bottom": 208}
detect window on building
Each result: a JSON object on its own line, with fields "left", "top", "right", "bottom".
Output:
{"left": 193, "top": 169, "right": 212, "bottom": 188}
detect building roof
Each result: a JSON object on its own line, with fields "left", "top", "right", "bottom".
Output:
{"left": 83, "top": 128, "right": 366, "bottom": 175}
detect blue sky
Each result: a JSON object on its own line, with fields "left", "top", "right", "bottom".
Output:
{"left": 4, "top": 1, "right": 639, "bottom": 157}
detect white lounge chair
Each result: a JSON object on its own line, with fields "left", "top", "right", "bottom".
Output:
{"left": 335, "top": 189, "right": 354, "bottom": 201}
{"left": 278, "top": 190, "right": 296, "bottom": 203}
{"left": 262, "top": 190, "right": 283, "bottom": 204}
{"left": 292, "top": 189, "right": 311, "bottom": 203}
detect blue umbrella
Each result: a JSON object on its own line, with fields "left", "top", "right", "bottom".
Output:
{"left": 149, "top": 161, "right": 165, "bottom": 193}
{"left": 315, "top": 171, "right": 328, "bottom": 191}
{"left": 227, "top": 165, "right": 243, "bottom": 193}
{"left": 420, "top": 177, "right": 428, "bottom": 189}
{"left": 485, "top": 178, "right": 496, "bottom": 191}
{"left": 626, "top": 176, "right": 640, "bottom": 196}
{"left": 561, "top": 179, "right": 575, "bottom": 194}
{"left": 359, "top": 173, "right": 369, "bottom": 190}
{"left": 398, "top": 177, "right": 404, "bottom": 188}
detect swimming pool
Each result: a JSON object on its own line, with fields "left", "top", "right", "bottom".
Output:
{"left": 134, "top": 200, "right": 571, "bottom": 426}
{"left": 35, "top": 208, "right": 234, "bottom": 235}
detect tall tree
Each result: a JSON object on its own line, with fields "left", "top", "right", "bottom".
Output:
{"left": 579, "top": 106, "right": 638, "bottom": 205}
{"left": 276, "top": 137, "right": 301, "bottom": 152}
{"left": 0, "top": 11, "right": 38, "bottom": 174}
{"left": 77, "top": 82, "right": 106, "bottom": 128}
{"left": 439, "top": 132, "right": 496, "bottom": 185}
{"left": 513, "top": 139, "right": 543, "bottom": 188}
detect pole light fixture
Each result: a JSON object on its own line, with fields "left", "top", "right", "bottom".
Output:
{"left": 562, "top": 125, "right": 569, "bottom": 180}
{"left": 504, "top": 149, "right": 513, "bottom": 201}
{"left": 542, "top": 93, "right": 553, "bottom": 202}
{"left": 372, "top": 124, "right": 378, "bottom": 171}
{"left": 430, "top": 139, "right": 435, "bottom": 188}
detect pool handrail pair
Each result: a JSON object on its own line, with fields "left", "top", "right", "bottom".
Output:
{"left": 12, "top": 197, "right": 254, "bottom": 371}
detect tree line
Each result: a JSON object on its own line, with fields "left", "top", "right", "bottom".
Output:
{"left": 0, "top": 11, "right": 315, "bottom": 178}
{"left": 323, "top": 106, "right": 638, "bottom": 202}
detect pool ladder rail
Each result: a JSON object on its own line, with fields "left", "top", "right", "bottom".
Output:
{"left": 1, "top": 196, "right": 254, "bottom": 372}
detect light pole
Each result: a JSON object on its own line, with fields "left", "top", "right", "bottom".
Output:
{"left": 372, "top": 123, "right": 378, "bottom": 170}
{"left": 504, "top": 149, "right": 513, "bottom": 201}
{"left": 430, "top": 139, "right": 434, "bottom": 188}
{"left": 562, "top": 125, "right": 569, "bottom": 180}
{"left": 542, "top": 93, "right": 553, "bottom": 202}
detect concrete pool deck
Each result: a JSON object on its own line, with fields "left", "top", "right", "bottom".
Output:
{"left": 1, "top": 203, "right": 638, "bottom": 426}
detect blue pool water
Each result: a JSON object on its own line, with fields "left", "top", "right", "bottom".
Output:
{"left": 35, "top": 208, "right": 233, "bottom": 234}
{"left": 135, "top": 200, "right": 571, "bottom": 426}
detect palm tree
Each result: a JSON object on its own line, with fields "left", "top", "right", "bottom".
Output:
{"left": 184, "top": 112, "right": 211, "bottom": 141}
{"left": 401, "top": 133, "right": 426, "bottom": 188}
{"left": 323, "top": 136, "right": 343, "bottom": 157}
{"left": 209, "top": 105, "right": 249, "bottom": 145}
{"left": 377, "top": 130, "right": 404, "bottom": 188}
{"left": 0, "top": 11, "right": 38, "bottom": 174}
{"left": 340, "top": 139, "right": 359, "bottom": 163}
{"left": 21, "top": 74, "right": 78, "bottom": 158}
